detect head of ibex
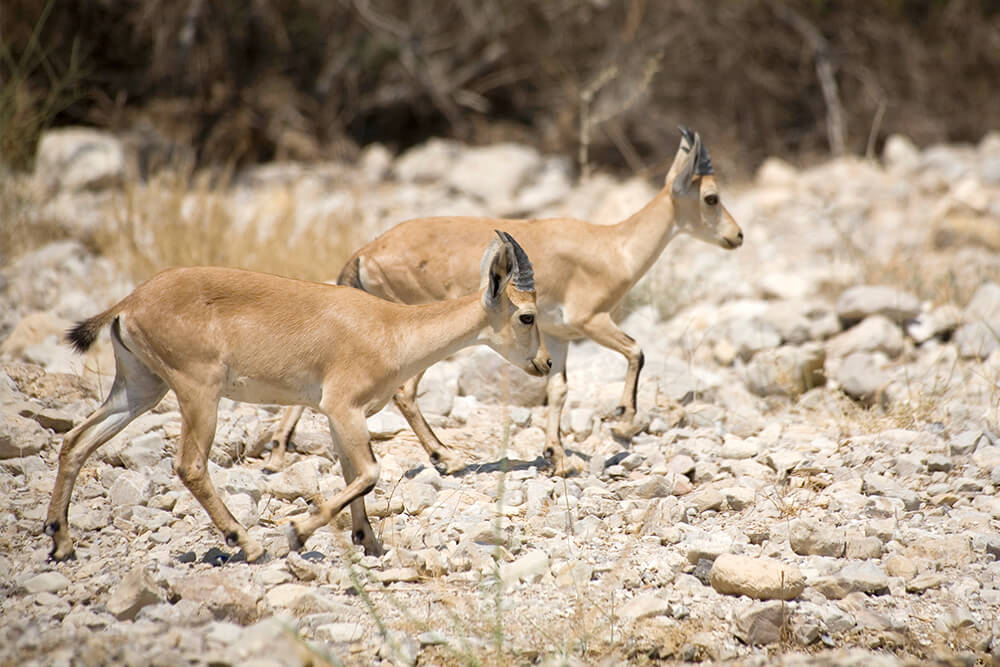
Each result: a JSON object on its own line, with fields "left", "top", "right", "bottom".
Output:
{"left": 666, "top": 126, "right": 743, "bottom": 251}
{"left": 479, "top": 230, "right": 551, "bottom": 377}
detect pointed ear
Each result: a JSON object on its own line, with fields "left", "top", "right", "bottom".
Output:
{"left": 669, "top": 128, "right": 700, "bottom": 196}
{"left": 480, "top": 232, "right": 514, "bottom": 309}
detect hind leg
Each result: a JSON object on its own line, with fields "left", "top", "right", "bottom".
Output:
{"left": 172, "top": 383, "right": 264, "bottom": 562}
{"left": 393, "top": 371, "right": 462, "bottom": 474}
{"left": 264, "top": 405, "right": 304, "bottom": 472}
{"left": 46, "top": 331, "right": 168, "bottom": 561}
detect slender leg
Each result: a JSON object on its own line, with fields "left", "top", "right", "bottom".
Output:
{"left": 288, "top": 406, "right": 381, "bottom": 555}
{"left": 578, "top": 312, "right": 646, "bottom": 438}
{"left": 264, "top": 405, "right": 304, "bottom": 472}
{"left": 392, "top": 371, "right": 463, "bottom": 474}
{"left": 46, "top": 331, "right": 168, "bottom": 561}
{"left": 173, "top": 383, "right": 264, "bottom": 562}
{"left": 541, "top": 335, "right": 571, "bottom": 476}
{"left": 339, "top": 444, "right": 383, "bottom": 556}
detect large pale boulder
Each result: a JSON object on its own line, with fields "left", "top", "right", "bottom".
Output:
{"left": 836, "top": 285, "right": 920, "bottom": 324}
{"left": 169, "top": 571, "right": 263, "bottom": 623}
{"left": 835, "top": 352, "right": 888, "bottom": 404}
{"left": 964, "top": 282, "right": 1000, "bottom": 323}
{"left": 0, "top": 311, "right": 72, "bottom": 360}
{"left": 713, "top": 317, "right": 782, "bottom": 361}
{"left": 416, "top": 360, "right": 459, "bottom": 417}
{"left": 710, "top": 554, "right": 805, "bottom": 601}
{"left": 755, "top": 156, "right": 799, "bottom": 187}
{"left": 457, "top": 347, "right": 547, "bottom": 406}
{"left": 106, "top": 568, "right": 165, "bottom": 621}
{"left": 265, "top": 458, "right": 321, "bottom": 500}
{"left": 446, "top": 143, "right": 543, "bottom": 214}
{"left": 34, "top": 127, "right": 125, "bottom": 192}
{"left": 393, "top": 138, "right": 463, "bottom": 183}
{"left": 882, "top": 134, "right": 920, "bottom": 170}
{"left": 0, "top": 413, "right": 50, "bottom": 459}
{"left": 788, "top": 518, "right": 846, "bottom": 557}
{"left": 826, "top": 315, "right": 904, "bottom": 359}
{"left": 732, "top": 601, "right": 787, "bottom": 645}
{"left": 744, "top": 344, "right": 825, "bottom": 397}
{"left": 954, "top": 282, "right": 1000, "bottom": 358}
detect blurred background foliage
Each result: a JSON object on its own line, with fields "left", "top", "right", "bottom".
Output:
{"left": 2, "top": 0, "right": 999, "bottom": 175}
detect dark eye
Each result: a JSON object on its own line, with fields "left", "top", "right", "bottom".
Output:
{"left": 704, "top": 194, "right": 719, "bottom": 206}
{"left": 519, "top": 313, "right": 535, "bottom": 326}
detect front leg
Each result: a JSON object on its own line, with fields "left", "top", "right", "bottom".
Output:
{"left": 342, "top": 456, "right": 384, "bottom": 557}
{"left": 542, "top": 336, "right": 573, "bottom": 476}
{"left": 288, "top": 407, "right": 382, "bottom": 556}
{"left": 579, "top": 313, "right": 646, "bottom": 439}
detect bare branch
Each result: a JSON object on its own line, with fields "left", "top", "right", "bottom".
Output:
{"left": 771, "top": 1, "right": 846, "bottom": 156}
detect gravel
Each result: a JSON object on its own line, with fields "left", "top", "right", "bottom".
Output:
{"left": 2, "top": 129, "right": 999, "bottom": 666}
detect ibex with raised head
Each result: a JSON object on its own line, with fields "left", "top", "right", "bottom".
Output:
{"left": 268, "top": 128, "right": 742, "bottom": 476}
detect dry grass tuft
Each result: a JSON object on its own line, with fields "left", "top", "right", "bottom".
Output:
{"left": 859, "top": 246, "right": 984, "bottom": 310}
{"left": 0, "top": 174, "right": 85, "bottom": 266}
{"left": 94, "top": 166, "right": 364, "bottom": 283}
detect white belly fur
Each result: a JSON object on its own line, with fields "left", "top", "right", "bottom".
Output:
{"left": 223, "top": 375, "right": 319, "bottom": 407}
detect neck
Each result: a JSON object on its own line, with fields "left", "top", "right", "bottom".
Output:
{"left": 613, "top": 185, "right": 680, "bottom": 280}
{"left": 394, "top": 293, "right": 487, "bottom": 381}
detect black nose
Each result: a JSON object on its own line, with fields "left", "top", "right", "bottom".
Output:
{"left": 546, "top": 359, "right": 553, "bottom": 369}
{"left": 737, "top": 231, "right": 744, "bottom": 242}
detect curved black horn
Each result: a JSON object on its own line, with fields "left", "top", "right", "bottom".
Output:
{"left": 677, "top": 125, "right": 695, "bottom": 152}
{"left": 495, "top": 230, "right": 535, "bottom": 292}
{"left": 678, "top": 126, "right": 713, "bottom": 174}
{"left": 696, "top": 139, "right": 714, "bottom": 175}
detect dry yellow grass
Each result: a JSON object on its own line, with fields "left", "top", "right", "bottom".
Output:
{"left": 0, "top": 174, "right": 78, "bottom": 262}
{"left": 94, "top": 165, "right": 365, "bottom": 284}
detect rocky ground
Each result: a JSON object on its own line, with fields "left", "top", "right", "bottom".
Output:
{"left": 2, "top": 128, "right": 1000, "bottom": 666}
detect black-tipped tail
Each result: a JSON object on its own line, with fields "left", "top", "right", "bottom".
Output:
{"left": 66, "top": 316, "right": 106, "bottom": 354}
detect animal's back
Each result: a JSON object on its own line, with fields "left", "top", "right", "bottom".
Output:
{"left": 341, "top": 215, "right": 613, "bottom": 307}
{"left": 120, "top": 267, "right": 403, "bottom": 390}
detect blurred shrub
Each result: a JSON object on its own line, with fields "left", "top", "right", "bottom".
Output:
{"left": 2, "top": 0, "right": 998, "bottom": 173}
{"left": 0, "top": 0, "right": 86, "bottom": 170}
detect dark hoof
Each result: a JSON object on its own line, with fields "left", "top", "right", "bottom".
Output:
{"left": 47, "top": 548, "right": 76, "bottom": 563}
{"left": 365, "top": 542, "right": 386, "bottom": 558}
{"left": 611, "top": 415, "right": 648, "bottom": 441}
{"left": 429, "top": 452, "right": 452, "bottom": 476}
